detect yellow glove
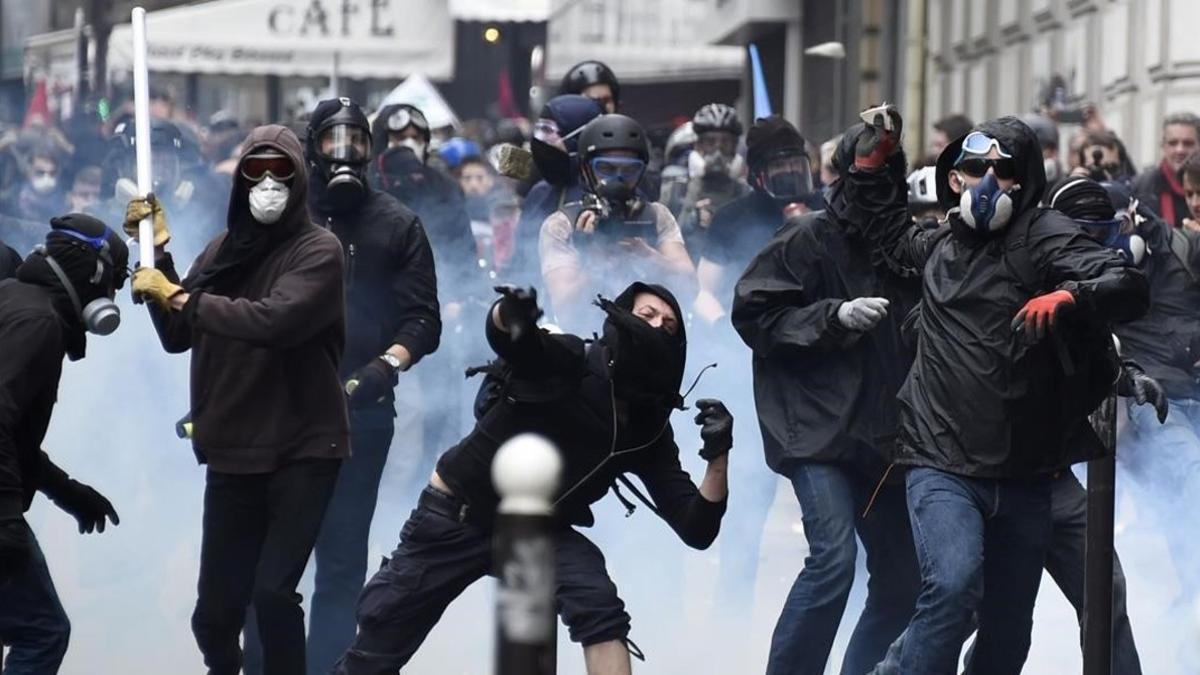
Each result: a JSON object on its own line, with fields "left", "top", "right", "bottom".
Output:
{"left": 132, "top": 267, "right": 184, "bottom": 310}
{"left": 123, "top": 195, "right": 172, "bottom": 247}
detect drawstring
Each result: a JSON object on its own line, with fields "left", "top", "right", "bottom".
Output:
{"left": 862, "top": 463, "right": 895, "bottom": 518}
{"left": 611, "top": 482, "right": 638, "bottom": 517}
{"left": 678, "top": 362, "right": 718, "bottom": 410}
{"left": 625, "top": 637, "right": 646, "bottom": 662}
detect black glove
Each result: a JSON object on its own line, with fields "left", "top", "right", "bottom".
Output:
{"left": 854, "top": 105, "right": 903, "bottom": 170}
{"left": 0, "top": 517, "right": 31, "bottom": 585}
{"left": 695, "top": 398, "right": 733, "bottom": 461}
{"left": 346, "top": 357, "right": 398, "bottom": 407}
{"left": 494, "top": 285, "right": 543, "bottom": 341}
{"left": 1118, "top": 361, "right": 1169, "bottom": 424}
{"left": 47, "top": 480, "right": 120, "bottom": 534}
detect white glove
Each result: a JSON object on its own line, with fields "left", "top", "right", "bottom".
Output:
{"left": 836, "top": 297, "right": 889, "bottom": 331}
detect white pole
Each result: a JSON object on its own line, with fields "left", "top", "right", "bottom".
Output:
{"left": 131, "top": 7, "right": 154, "bottom": 268}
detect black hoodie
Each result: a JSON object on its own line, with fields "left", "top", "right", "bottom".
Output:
{"left": 835, "top": 117, "right": 1148, "bottom": 478}
{"left": 434, "top": 283, "right": 725, "bottom": 546}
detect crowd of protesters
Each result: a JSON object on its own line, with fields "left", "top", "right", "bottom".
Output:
{"left": 2, "top": 57, "right": 1200, "bottom": 675}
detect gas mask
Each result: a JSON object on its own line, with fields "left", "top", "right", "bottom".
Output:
{"left": 248, "top": 177, "right": 290, "bottom": 225}
{"left": 385, "top": 106, "right": 430, "bottom": 161}
{"left": 755, "top": 151, "right": 814, "bottom": 204}
{"left": 1076, "top": 215, "right": 1147, "bottom": 266}
{"left": 36, "top": 230, "right": 125, "bottom": 336}
{"left": 687, "top": 149, "right": 745, "bottom": 181}
{"left": 312, "top": 105, "right": 371, "bottom": 213}
{"left": 587, "top": 156, "right": 645, "bottom": 206}
{"left": 958, "top": 172, "right": 1016, "bottom": 234}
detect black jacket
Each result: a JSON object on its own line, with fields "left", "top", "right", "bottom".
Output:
{"left": 849, "top": 117, "right": 1148, "bottom": 478}
{"left": 1132, "top": 163, "right": 1189, "bottom": 230}
{"left": 435, "top": 307, "right": 726, "bottom": 548}
{"left": 309, "top": 184, "right": 441, "bottom": 387}
{"left": 1113, "top": 215, "right": 1200, "bottom": 399}
{"left": 732, "top": 205, "right": 919, "bottom": 474}
{"left": 0, "top": 279, "right": 83, "bottom": 519}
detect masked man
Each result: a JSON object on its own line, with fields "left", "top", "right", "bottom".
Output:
{"left": 840, "top": 109, "right": 1148, "bottom": 673}
{"left": 0, "top": 215, "right": 125, "bottom": 673}
{"left": 540, "top": 114, "right": 696, "bottom": 330}
{"left": 334, "top": 282, "right": 731, "bottom": 675}
{"left": 675, "top": 104, "right": 750, "bottom": 254}
{"left": 129, "top": 125, "right": 349, "bottom": 675}
{"left": 732, "top": 121, "right": 922, "bottom": 675}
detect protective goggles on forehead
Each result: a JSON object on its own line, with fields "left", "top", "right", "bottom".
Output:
{"left": 240, "top": 151, "right": 295, "bottom": 182}
{"left": 590, "top": 156, "right": 645, "bottom": 182}
{"left": 533, "top": 118, "right": 585, "bottom": 147}
{"left": 956, "top": 131, "right": 1013, "bottom": 162}
{"left": 387, "top": 107, "right": 428, "bottom": 133}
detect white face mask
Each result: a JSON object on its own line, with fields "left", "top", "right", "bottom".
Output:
{"left": 395, "top": 137, "right": 426, "bottom": 161}
{"left": 31, "top": 174, "right": 57, "bottom": 194}
{"left": 248, "top": 177, "right": 289, "bottom": 224}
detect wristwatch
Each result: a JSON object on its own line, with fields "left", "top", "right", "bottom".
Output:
{"left": 379, "top": 353, "right": 402, "bottom": 371}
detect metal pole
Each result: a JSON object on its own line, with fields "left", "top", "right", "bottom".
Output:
{"left": 1083, "top": 391, "right": 1117, "bottom": 675}
{"left": 130, "top": 7, "right": 155, "bottom": 268}
{"left": 492, "top": 433, "right": 560, "bottom": 675}
{"left": 74, "top": 8, "right": 89, "bottom": 105}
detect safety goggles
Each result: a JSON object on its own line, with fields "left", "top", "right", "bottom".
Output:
{"left": 1073, "top": 216, "right": 1126, "bottom": 245}
{"left": 240, "top": 152, "right": 295, "bottom": 183}
{"left": 57, "top": 228, "right": 130, "bottom": 286}
{"left": 534, "top": 118, "right": 585, "bottom": 149}
{"left": 387, "top": 107, "right": 428, "bottom": 134}
{"left": 695, "top": 131, "right": 738, "bottom": 156}
{"left": 957, "top": 131, "right": 1013, "bottom": 160}
{"left": 590, "top": 156, "right": 645, "bottom": 182}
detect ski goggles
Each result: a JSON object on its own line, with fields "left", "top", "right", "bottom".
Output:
{"left": 957, "top": 131, "right": 1013, "bottom": 160}
{"left": 1072, "top": 216, "right": 1126, "bottom": 244}
{"left": 533, "top": 118, "right": 585, "bottom": 148}
{"left": 955, "top": 156, "right": 1017, "bottom": 179}
{"left": 240, "top": 152, "right": 296, "bottom": 182}
{"left": 590, "top": 156, "right": 645, "bottom": 182}
{"left": 387, "top": 107, "right": 428, "bottom": 134}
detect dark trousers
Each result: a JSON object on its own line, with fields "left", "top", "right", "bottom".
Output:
{"left": 0, "top": 524, "right": 70, "bottom": 674}
{"left": 893, "top": 467, "right": 1053, "bottom": 675}
{"left": 243, "top": 414, "right": 395, "bottom": 675}
{"left": 333, "top": 486, "right": 631, "bottom": 674}
{"left": 767, "top": 461, "right": 920, "bottom": 675}
{"left": 191, "top": 458, "right": 340, "bottom": 675}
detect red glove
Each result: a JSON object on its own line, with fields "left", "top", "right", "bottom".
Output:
{"left": 854, "top": 125, "right": 899, "bottom": 170}
{"left": 1010, "top": 290, "right": 1076, "bottom": 341}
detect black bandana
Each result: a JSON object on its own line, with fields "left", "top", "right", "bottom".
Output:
{"left": 595, "top": 282, "right": 686, "bottom": 411}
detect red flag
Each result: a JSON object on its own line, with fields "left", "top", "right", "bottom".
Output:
{"left": 24, "top": 79, "right": 50, "bottom": 127}
{"left": 497, "top": 68, "right": 519, "bottom": 119}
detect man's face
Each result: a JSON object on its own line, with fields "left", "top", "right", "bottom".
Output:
{"left": 1184, "top": 173, "right": 1200, "bottom": 220}
{"left": 948, "top": 147, "right": 1016, "bottom": 194}
{"left": 582, "top": 83, "right": 616, "bottom": 114}
{"left": 459, "top": 162, "right": 493, "bottom": 196}
{"left": 388, "top": 126, "right": 425, "bottom": 148}
{"left": 1162, "top": 123, "right": 1198, "bottom": 171}
{"left": 69, "top": 180, "right": 101, "bottom": 211}
{"left": 632, "top": 292, "right": 679, "bottom": 336}
{"left": 30, "top": 156, "right": 58, "bottom": 182}
{"left": 695, "top": 131, "right": 737, "bottom": 158}
{"left": 929, "top": 130, "right": 950, "bottom": 159}
{"left": 1084, "top": 144, "right": 1120, "bottom": 170}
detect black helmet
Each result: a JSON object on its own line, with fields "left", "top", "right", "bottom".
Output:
{"left": 106, "top": 117, "right": 185, "bottom": 194}
{"left": 692, "top": 103, "right": 742, "bottom": 136}
{"left": 561, "top": 60, "right": 620, "bottom": 108}
{"left": 577, "top": 114, "right": 649, "bottom": 164}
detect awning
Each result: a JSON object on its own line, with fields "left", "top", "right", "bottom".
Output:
{"left": 106, "top": 0, "right": 454, "bottom": 80}
{"left": 24, "top": 27, "right": 93, "bottom": 91}
{"left": 449, "top": 0, "right": 549, "bottom": 23}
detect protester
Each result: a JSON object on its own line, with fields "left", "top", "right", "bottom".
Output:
{"left": 277, "top": 97, "right": 442, "bottom": 675}
{"left": 129, "top": 124, "right": 349, "bottom": 675}
{"left": 4, "top": 142, "right": 67, "bottom": 226}
{"left": 0, "top": 216, "right": 125, "bottom": 674}
{"left": 66, "top": 165, "right": 102, "bottom": 213}
{"left": 925, "top": 113, "right": 973, "bottom": 165}
{"left": 1133, "top": 112, "right": 1200, "bottom": 228}
{"left": 693, "top": 116, "right": 813, "bottom": 324}
{"left": 675, "top": 104, "right": 750, "bottom": 257}
{"left": 539, "top": 114, "right": 696, "bottom": 329}
{"left": 334, "top": 282, "right": 731, "bottom": 675}
{"left": 842, "top": 109, "right": 1148, "bottom": 673}
{"left": 732, "top": 119, "right": 922, "bottom": 675}
{"left": 561, "top": 60, "right": 621, "bottom": 113}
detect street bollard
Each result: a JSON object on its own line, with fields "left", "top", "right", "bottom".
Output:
{"left": 1083, "top": 390, "right": 1117, "bottom": 675}
{"left": 492, "top": 433, "right": 561, "bottom": 675}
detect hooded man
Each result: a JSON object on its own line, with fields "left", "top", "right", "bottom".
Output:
{"left": 731, "top": 118, "right": 922, "bottom": 675}
{"left": 838, "top": 109, "right": 1148, "bottom": 673}
{"left": 0, "top": 214, "right": 125, "bottom": 673}
{"left": 512, "top": 94, "right": 605, "bottom": 285}
{"left": 129, "top": 124, "right": 349, "bottom": 675}
{"left": 224, "top": 98, "right": 442, "bottom": 675}
{"left": 334, "top": 282, "right": 732, "bottom": 675}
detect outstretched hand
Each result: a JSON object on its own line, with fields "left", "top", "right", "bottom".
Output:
{"left": 695, "top": 399, "right": 733, "bottom": 461}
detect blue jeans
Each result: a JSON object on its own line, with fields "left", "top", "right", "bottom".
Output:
{"left": 1124, "top": 396, "right": 1200, "bottom": 599}
{"left": 0, "top": 524, "right": 70, "bottom": 674}
{"left": 891, "top": 467, "right": 1052, "bottom": 675}
{"left": 767, "top": 461, "right": 919, "bottom": 675}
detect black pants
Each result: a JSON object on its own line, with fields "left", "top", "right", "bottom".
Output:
{"left": 332, "top": 486, "right": 631, "bottom": 673}
{"left": 191, "top": 458, "right": 340, "bottom": 675}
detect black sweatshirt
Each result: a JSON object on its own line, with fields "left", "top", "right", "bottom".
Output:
{"left": 435, "top": 311, "right": 726, "bottom": 548}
